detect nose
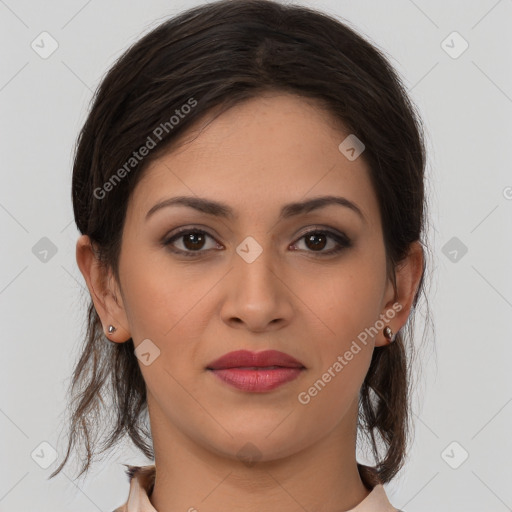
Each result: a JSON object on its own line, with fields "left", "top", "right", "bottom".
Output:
{"left": 220, "top": 242, "right": 294, "bottom": 332}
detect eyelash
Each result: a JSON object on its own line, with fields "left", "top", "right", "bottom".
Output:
{"left": 162, "top": 226, "right": 352, "bottom": 258}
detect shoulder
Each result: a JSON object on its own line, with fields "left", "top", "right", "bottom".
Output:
{"left": 351, "top": 483, "right": 404, "bottom": 512}
{"left": 123, "top": 464, "right": 157, "bottom": 488}
{"left": 112, "top": 464, "right": 157, "bottom": 512}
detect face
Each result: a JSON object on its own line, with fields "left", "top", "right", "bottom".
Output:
{"left": 96, "top": 93, "right": 401, "bottom": 462}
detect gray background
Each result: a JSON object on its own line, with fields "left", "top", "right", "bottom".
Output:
{"left": 1, "top": 0, "right": 511, "bottom": 511}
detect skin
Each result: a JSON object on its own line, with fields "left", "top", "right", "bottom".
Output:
{"left": 77, "top": 92, "right": 423, "bottom": 512}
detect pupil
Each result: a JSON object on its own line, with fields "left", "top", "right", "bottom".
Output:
{"left": 306, "top": 233, "right": 326, "bottom": 250}
{"left": 184, "top": 232, "right": 204, "bottom": 250}
{"left": 181, "top": 232, "right": 328, "bottom": 252}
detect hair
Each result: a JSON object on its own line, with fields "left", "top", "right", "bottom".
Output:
{"left": 50, "top": 0, "right": 433, "bottom": 488}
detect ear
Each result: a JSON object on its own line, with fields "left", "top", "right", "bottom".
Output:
{"left": 75, "top": 234, "right": 131, "bottom": 343}
{"left": 375, "top": 240, "right": 424, "bottom": 347}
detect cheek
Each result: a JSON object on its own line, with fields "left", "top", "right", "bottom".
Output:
{"left": 119, "top": 244, "right": 208, "bottom": 342}
{"left": 118, "top": 250, "right": 220, "bottom": 401}
{"left": 294, "top": 340, "right": 373, "bottom": 444}
{"left": 311, "top": 260, "right": 385, "bottom": 339}
{"left": 303, "top": 253, "right": 385, "bottom": 395}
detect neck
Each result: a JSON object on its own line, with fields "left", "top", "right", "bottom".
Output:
{"left": 148, "top": 397, "right": 372, "bottom": 512}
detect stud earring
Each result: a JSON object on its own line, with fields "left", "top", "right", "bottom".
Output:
{"left": 108, "top": 325, "right": 117, "bottom": 334}
{"left": 383, "top": 326, "right": 394, "bottom": 343}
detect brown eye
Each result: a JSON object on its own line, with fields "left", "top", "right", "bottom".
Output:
{"left": 291, "top": 229, "right": 352, "bottom": 256}
{"left": 182, "top": 231, "right": 207, "bottom": 251}
{"left": 163, "top": 229, "right": 220, "bottom": 257}
{"left": 162, "top": 226, "right": 352, "bottom": 258}
{"left": 304, "top": 232, "right": 328, "bottom": 251}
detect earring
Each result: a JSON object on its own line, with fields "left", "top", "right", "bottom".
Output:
{"left": 108, "top": 325, "right": 117, "bottom": 334}
{"left": 383, "top": 326, "right": 394, "bottom": 343}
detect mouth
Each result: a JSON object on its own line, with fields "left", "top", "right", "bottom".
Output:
{"left": 206, "top": 349, "right": 305, "bottom": 370}
{"left": 206, "top": 350, "right": 305, "bottom": 392}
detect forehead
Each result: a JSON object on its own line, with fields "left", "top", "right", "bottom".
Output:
{"left": 127, "top": 93, "right": 379, "bottom": 228}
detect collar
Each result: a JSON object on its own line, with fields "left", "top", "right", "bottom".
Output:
{"left": 114, "top": 464, "right": 402, "bottom": 512}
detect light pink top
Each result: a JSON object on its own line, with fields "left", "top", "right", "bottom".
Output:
{"left": 112, "top": 465, "right": 403, "bottom": 512}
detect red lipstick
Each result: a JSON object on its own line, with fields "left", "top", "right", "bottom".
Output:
{"left": 206, "top": 349, "right": 305, "bottom": 392}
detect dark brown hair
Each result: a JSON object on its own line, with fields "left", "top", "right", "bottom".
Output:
{"left": 50, "top": 0, "right": 433, "bottom": 487}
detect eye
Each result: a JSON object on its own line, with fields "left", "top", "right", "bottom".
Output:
{"left": 162, "top": 226, "right": 352, "bottom": 257}
{"left": 290, "top": 228, "right": 352, "bottom": 256}
{"left": 163, "top": 228, "right": 220, "bottom": 257}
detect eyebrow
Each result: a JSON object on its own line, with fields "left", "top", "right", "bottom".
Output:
{"left": 145, "top": 194, "right": 366, "bottom": 223}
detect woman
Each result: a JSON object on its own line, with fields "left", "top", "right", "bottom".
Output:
{"left": 49, "top": 1, "right": 430, "bottom": 511}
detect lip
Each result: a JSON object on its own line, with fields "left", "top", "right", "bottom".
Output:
{"left": 206, "top": 350, "right": 305, "bottom": 392}
{"left": 207, "top": 349, "right": 304, "bottom": 370}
